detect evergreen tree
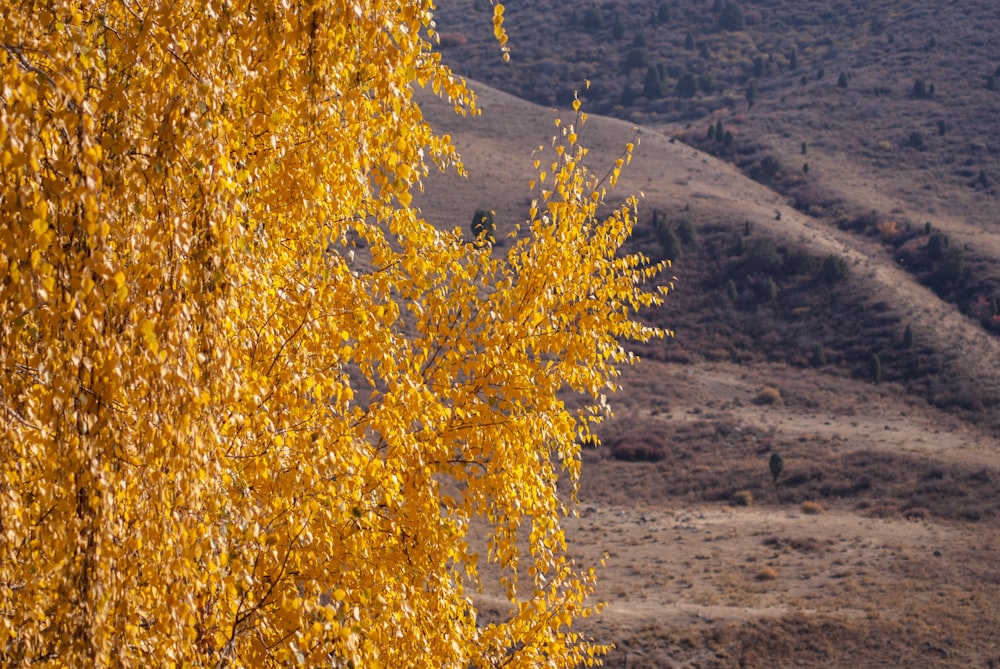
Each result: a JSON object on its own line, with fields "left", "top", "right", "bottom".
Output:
{"left": 643, "top": 66, "right": 664, "bottom": 98}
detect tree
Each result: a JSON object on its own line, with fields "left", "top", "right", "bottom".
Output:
{"left": 0, "top": 2, "right": 666, "bottom": 666}
{"left": 821, "top": 254, "right": 849, "bottom": 283}
{"left": 657, "top": 2, "right": 671, "bottom": 23}
{"left": 869, "top": 352, "right": 883, "bottom": 384}
{"left": 644, "top": 65, "right": 664, "bottom": 98}
{"left": 718, "top": 2, "right": 745, "bottom": 31}
{"left": 769, "top": 453, "right": 784, "bottom": 483}
{"left": 677, "top": 72, "right": 698, "bottom": 98}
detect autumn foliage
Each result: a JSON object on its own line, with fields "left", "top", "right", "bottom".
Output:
{"left": 0, "top": 1, "right": 664, "bottom": 666}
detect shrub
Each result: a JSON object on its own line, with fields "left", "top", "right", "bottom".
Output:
{"left": 625, "top": 48, "right": 649, "bottom": 70}
{"left": 745, "top": 238, "right": 781, "bottom": 274}
{"left": 769, "top": 452, "right": 784, "bottom": 483}
{"left": 758, "top": 155, "right": 781, "bottom": 181}
{"left": 811, "top": 343, "right": 827, "bottom": 367}
{"left": 611, "top": 430, "right": 669, "bottom": 462}
{"left": 755, "top": 567, "right": 778, "bottom": 581}
{"left": 718, "top": 2, "right": 745, "bottom": 31}
{"left": 731, "top": 489, "right": 754, "bottom": 506}
{"left": 801, "top": 501, "right": 824, "bottom": 515}
{"left": 755, "top": 387, "right": 782, "bottom": 405}
{"left": 677, "top": 217, "right": 698, "bottom": 246}
{"left": 927, "top": 231, "right": 947, "bottom": 260}
{"left": 837, "top": 72, "right": 848, "bottom": 88}
{"left": 643, "top": 66, "right": 664, "bottom": 98}
{"left": 676, "top": 72, "right": 698, "bottom": 98}
{"left": 934, "top": 246, "right": 964, "bottom": 283}
{"left": 820, "top": 254, "right": 848, "bottom": 283}
{"left": 869, "top": 352, "right": 882, "bottom": 384}
{"left": 581, "top": 6, "right": 603, "bottom": 31}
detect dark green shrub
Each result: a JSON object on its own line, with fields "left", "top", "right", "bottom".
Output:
{"left": 677, "top": 217, "right": 698, "bottom": 246}
{"left": 581, "top": 6, "right": 603, "bottom": 31}
{"left": 620, "top": 85, "right": 636, "bottom": 106}
{"left": 935, "top": 246, "right": 964, "bottom": 283}
{"left": 611, "top": 12, "right": 624, "bottom": 40}
{"left": 718, "top": 2, "right": 745, "bottom": 31}
{"left": 902, "top": 323, "right": 914, "bottom": 349}
{"left": 820, "top": 254, "right": 848, "bottom": 283}
{"left": 869, "top": 352, "right": 882, "bottom": 384}
{"left": 745, "top": 238, "right": 781, "bottom": 274}
{"left": 927, "top": 232, "right": 947, "bottom": 261}
{"left": 758, "top": 155, "right": 781, "bottom": 181}
{"left": 811, "top": 344, "right": 827, "bottom": 367}
{"left": 837, "top": 72, "right": 848, "bottom": 88}
{"left": 625, "top": 48, "right": 649, "bottom": 70}
{"left": 676, "top": 72, "right": 698, "bottom": 98}
{"left": 769, "top": 452, "right": 784, "bottom": 483}
{"left": 643, "top": 66, "right": 664, "bottom": 98}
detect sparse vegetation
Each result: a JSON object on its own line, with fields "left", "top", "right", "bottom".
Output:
{"left": 756, "top": 387, "right": 783, "bottom": 405}
{"left": 801, "top": 500, "right": 824, "bottom": 515}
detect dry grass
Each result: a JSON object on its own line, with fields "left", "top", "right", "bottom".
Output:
{"left": 801, "top": 500, "right": 825, "bottom": 515}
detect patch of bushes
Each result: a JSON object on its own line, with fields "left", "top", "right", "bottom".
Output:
{"left": 611, "top": 429, "right": 669, "bottom": 462}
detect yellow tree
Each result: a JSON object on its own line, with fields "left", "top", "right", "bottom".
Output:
{"left": 0, "top": 1, "right": 665, "bottom": 666}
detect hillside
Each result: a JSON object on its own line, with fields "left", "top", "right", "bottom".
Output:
{"left": 432, "top": 0, "right": 1000, "bottom": 340}
{"left": 415, "top": 72, "right": 1000, "bottom": 666}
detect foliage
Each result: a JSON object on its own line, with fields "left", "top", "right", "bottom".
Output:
{"left": 821, "top": 254, "right": 849, "bottom": 284}
{"left": 718, "top": 2, "right": 745, "bottom": 31}
{"left": 769, "top": 453, "right": 784, "bottom": 483}
{"left": 643, "top": 65, "right": 664, "bottom": 98}
{"left": 0, "top": 1, "right": 665, "bottom": 666}
{"left": 471, "top": 208, "right": 497, "bottom": 247}
{"left": 744, "top": 239, "right": 781, "bottom": 275}
{"left": 870, "top": 352, "right": 883, "bottom": 384}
